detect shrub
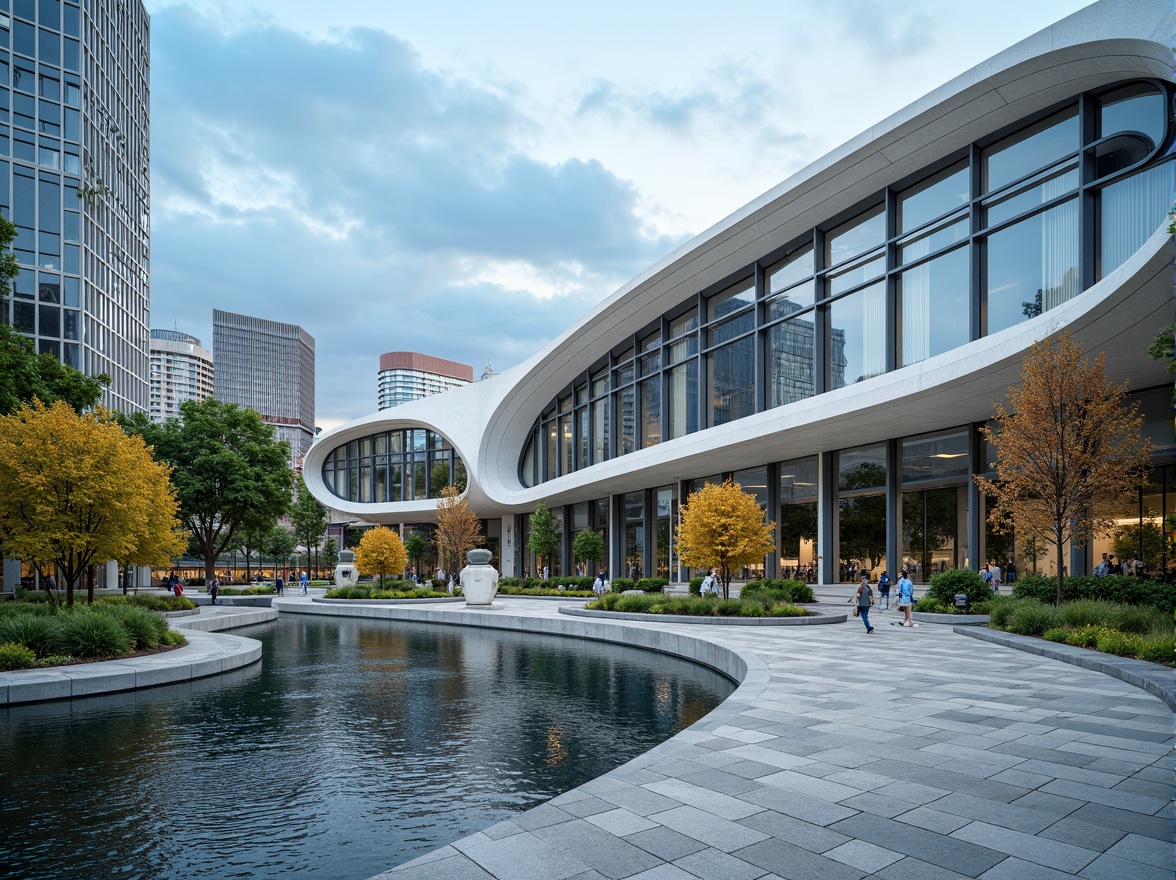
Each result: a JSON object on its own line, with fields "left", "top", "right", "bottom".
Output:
{"left": 14, "top": 589, "right": 52, "bottom": 604}
{"left": 161, "top": 629, "right": 187, "bottom": 647}
{"left": 0, "top": 642, "right": 36, "bottom": 670}
{"left": 713, "top": 599, "right": 742, "bottom": 616}
{"left": 971, "top": 600, "right": 992, "bottom": 615}
{"left": 1013, "top": 574, "right": 1176, "bottom": 611}
{"left": 34, "top": 654, "right": 73, "bottom": 667}
{"left": 0, "top": 614, "right": 55, "bottom": 656}
{"left": 987, "top": 596, "right": 1019, "bottom": 629}
{"left": 1007, "top": 601, "right": 1062, "bottom": 636}
{"left": 1042, "top": 627, "right": 1071, "bottom": 643}
{"left": 926, "top": 569, "right": 990, "bottom": 608}
{"left": 498, "top": 577, "right": 520, "bottom": 588}
{"left": 636, "top": 578, "right": 669, "bottom": 594}
{"left": 1095, "top": 629, "right": 1145, "bottom": 658}
{"left": 99, "top": 594, "right": 195, "bottom": 612}
{"left": 52, "top": 611, "right": 132, "bottom": 659}
{"left": 615, "top": 594, "right": 652, "bottom": 613}
{"left": 1065, "top": 625, "right": 1106, "bottom": 648}
{"left": 689, "top": 576, "right": 703, "bottom": 596}
{"left": 0, "top": 601, "right": 54, "bottom": 618}
{"left": 94, "top": 605, "right": 168, "bottom": 650}
{"left": 1111, "top": 604, "right": 1169, "bottom": 635}
{"left": 609, "top": 578, "right": 635, "bottom": 593}
{"left": 742, "top": 579, "right": 814, "bottom": 603}
{"left": 738, "top": 601, "right": 766, "bottom": 617}
{"left": 913, "top": 597, "right": 952, "bottom": 614}
{"left": 1135, "top": 634, "right": 1176, "bottom": 664}
{"left": 219, "top": 586, "right": 276, "bottom": 596}
{"left": 766, "top": 602, "right": 807, "bottom": 618}
{"left": 1059, "top": 599, "right": 1115, "bottom": 629}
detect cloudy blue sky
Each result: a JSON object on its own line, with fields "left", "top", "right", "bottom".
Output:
{"left": 142, "top": 0, "right": 1090, "bottom": 429}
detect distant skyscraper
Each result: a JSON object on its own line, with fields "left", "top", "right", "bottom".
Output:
{"left": 0, "top": 0, "right": 152, "bottom": 413}
{"left": 149, "top": 329, "right": 213, "bottom": 424}
{"left": 377, "top": 352, "right": 473, "bottom": 410}
{"left": 213, "top": 309, "right": 315, "bottom": 467}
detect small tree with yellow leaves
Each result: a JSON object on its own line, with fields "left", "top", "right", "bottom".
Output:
{"left": 676, "top": 480, "right": 776, "bottom": 599}
{"left": 0, "top": 400, "right": 187, "bottom": 607}
{"left": 434, "top": 485, "right": 483, "bottom": 585}
{"left": 354, "top": 526, "right": 407, "bottom": 587}
{"left": 975, "top": 334, "right": 1153, "bottom": 605}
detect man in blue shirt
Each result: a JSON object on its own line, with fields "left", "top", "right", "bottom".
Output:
{"left": 896, "top": 569, "right": 915, "bottom": 627}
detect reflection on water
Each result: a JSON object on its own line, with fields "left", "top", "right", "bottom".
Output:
{"left": 0, "top": 616, "right": 733, "bottom": 880}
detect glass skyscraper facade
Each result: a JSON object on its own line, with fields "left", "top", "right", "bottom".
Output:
{"left": 0, "top": 0, "right": 151, "bottom": 413}
{"left": 212, "top": 308, "right": 315, "bottom": 469}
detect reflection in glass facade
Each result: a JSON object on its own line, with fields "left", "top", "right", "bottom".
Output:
{"left": 520, "top": 79, "right": 1173, "bottom": 487}
{"left": 0, "top": 1, "right": 151, "bottom": 412}
{"left": 322, "top": 429, "right": 465, "bottom": 503}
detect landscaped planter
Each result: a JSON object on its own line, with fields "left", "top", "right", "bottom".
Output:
{"left": 312, "top": 597, "right": 465, "bottom": 605}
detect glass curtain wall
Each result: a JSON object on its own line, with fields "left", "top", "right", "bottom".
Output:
{"left": 322, "top": 430, "right": 463, "bottom": 504}
{"left": 900, "top": 431, "right": 970, "bottom": 582}
{"left": 779, "top": 457, "right": 818, "bottom": 581}
{"left": 624, "top": 492, "right": 644, "bottom": 581}
{"left": 732, "top": 467, "right": 768, "bottom": 580}
{"left": 837, "top": 445, "right": 887, "bottom": 582}
{"left": 655, "top": 486, "right": 676, "bottom": 580}
{"left": 518, "top": 79, "right": 1174, "bottom": 489}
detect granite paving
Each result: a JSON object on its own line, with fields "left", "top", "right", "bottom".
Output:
{"left": 265, "top": 596, "right": 1175, "bottom": 880}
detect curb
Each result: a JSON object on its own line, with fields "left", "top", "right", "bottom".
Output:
{"left": 559, "top": 606, "right": 846, "bottom": 626}
{"left": 913, "top": 612, "right": 990, "bottom": 626}
{"left": 953, "top": 626, "right": 1176, "bottom": 711}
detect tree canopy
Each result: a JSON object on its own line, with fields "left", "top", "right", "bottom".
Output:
{"left": 975, "top": 334, "right": 1153, "bottom": 604}
{"left": 434, "top": 485, "right": 483, "bottom": 581}
{"left": 0, "top": 325, "right": 110, "bottom": 416}
{"left": 676, "top": 480, "right": 776, "bottom": 599}
{"left": 404, "top": 533, "right": 430, "bottom": 575}
{"left": 355, "top": 527, "right": 407, "bottom": 584}
{"left": 119, "top": 398, "right": 292, "bottom": 581}
{"left": 527, "top": 501, "right": 559, "bottom": 575}
{"left": 290, "top": 476, "right": 327, "bottom": 572}
{"left": 0, "top": 401, "right": 187, "bottom": 606}
{"left": 572, "top": 529, "right": 605, "bottom": 570}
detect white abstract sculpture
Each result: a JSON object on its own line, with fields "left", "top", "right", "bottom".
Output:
{"left": 460, "top": 548, "right": 499, "bottom": 606}
{"left": 334, "top": 549, "right": 358, "bottom": 588}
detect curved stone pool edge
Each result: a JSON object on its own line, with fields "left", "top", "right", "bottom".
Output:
{"left": 0, "top": 608, "right": 273, "bottom": 706}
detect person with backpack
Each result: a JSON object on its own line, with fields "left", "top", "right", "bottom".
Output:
{"left": 877, "top": 570, "right": 891, "bottom": 610}
{"left": 208, "top": 576, "right": 220, "bottom": 605}
{"left": 592, "top": 571, "right": 609, "bottom": 596}
{"left": 896, "top": 569, "right": 915, "bottom": 626}
{"left": 852, "top": 572, "right": 875, "bottom": 633}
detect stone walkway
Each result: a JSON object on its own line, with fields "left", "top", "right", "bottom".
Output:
{"left": 279, "top": 597, "right": 1174, "bottom": 880}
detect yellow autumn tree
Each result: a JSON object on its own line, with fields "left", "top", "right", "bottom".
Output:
{"left": 675, "top": 480, "right": 776, "bottom": 599}
{"left": 434, "top": 485, "right": 484, "bottom": 584}
{"left": 975, "top": 334, "right": 1153, "bottom": 605}
{"left": 0, "top": 400, "right": 187, "bottom": 606}
{"left": 354, "top": 526, "right": 407, "bottom": 586}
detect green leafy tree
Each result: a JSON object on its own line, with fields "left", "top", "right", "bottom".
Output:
{"left": 0, "top": 325, "right": 110, "bottom": 416}
{"left": 264, "top": 526, "right": 298, "bottom": 576}
{"left": 234, "top": 521, "right": 274, "bottom": 582}
{"left": 1112, "top": 513, "right": 1165, "bottom": 574}
{"left": 404, "top": 533, "right": 429, "bottom": 576}
{"left": 528, "top": 501, "right": 560, "bottom": 577}
{"left": 119, "top": 398, "right": 292, "bottom": 582}
{"left": 290, "top": 476, "right": 327, "bottom": 577}
{"left": 322, "top": 537, "right": 339, "bottom": 571}
{"left": 572, "top": 529, "right": 605, "bottom": 573}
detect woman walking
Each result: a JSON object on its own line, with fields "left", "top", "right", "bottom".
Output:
{"left": 853, "top": 572, "right": 875, "bottom": 634}
{"left": 896, "top": 569, "right": 915, "bottom": 627}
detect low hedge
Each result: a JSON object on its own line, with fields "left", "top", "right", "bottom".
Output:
{"left": 635, "top": 577, "right": 669, "bottom": 594}
{"left": 589, "top": 592, "right": 808, "bottom": 618}
{"left": 98, "top": 594, "right": 197, "bottom": 612}
{"left": 1012, "top": 574, "right": 1176, "bottom": 611}
{"left": 218, "top": 586, "right": 276, "bottom": 596}
{"left": 688, "top": 576, "right": 704, "bottom": 596}
{"left": 609, "top": 577, "right": 635, "bottom": 593}
{"left": 497, "top": 585, "right": 594, "bottom": 597}
{"left": 742, "top": 579, "right": 815, "bottom": 603}
{"left": 324, "top": 585, "right": 451, "bottom": 600}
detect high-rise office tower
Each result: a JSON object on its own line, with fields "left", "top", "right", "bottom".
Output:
{"left": 377, "top": 351, "right": 473, "bottom": 410}
{"left": 149, "top": 328, "right": 214, "bottom": 424}
{"left": 212, "top": 309, "right": 315, "bottom": 468}
{"left": 0, "top": 1, "right": 152, "bottom": 413}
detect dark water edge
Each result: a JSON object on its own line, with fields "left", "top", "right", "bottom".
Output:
{"left": 0, "top": 616, "right": 734, "bottom": 880}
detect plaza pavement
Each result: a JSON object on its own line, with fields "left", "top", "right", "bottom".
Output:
{"left": 274, "top": 595, "right": 1173, "bottom": 880}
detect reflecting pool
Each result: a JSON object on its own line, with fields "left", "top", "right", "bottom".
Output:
{"left": 0, "top": 616, "right": 733, "bottom": 880}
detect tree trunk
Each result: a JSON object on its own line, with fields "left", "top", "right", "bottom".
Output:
{"left": 1055, "top": 533, "right": 1065, "bottom": 607}
{"left": 205, "top": 551, "right": 217, "bottom": 585}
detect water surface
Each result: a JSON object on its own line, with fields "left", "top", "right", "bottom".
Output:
{"left": 0, "top": 616, "right": 733, "bottom": 880}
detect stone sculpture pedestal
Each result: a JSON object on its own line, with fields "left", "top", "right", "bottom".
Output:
{"left": 334, "top": 549, "right": 358, "bottom": 588}
{"left": 460, "top": 548, "right": 499, "bottom": 606}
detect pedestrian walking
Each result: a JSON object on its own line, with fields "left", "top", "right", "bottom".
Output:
{"left": 877, "top": 570, "right": 891, "bottom": 610}
{"left": 209, "top": 576, "right": 220, "bottom": 605}
{"left": 896, "top": 569, "right": 915, "bottom": 626}
{"left": 852, "top": 572, "right": 875, "bottom": 633}
{"left": 299, "top": 571, "right": 309, "bottom": 595}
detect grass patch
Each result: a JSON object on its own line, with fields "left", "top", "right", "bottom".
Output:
{"left": 990, "top": 597, "right": 1174, "bottom": 666}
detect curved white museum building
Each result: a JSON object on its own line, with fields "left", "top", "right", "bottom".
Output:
{"left": 305, "top": 0, "right": 1174, "bottom": 585}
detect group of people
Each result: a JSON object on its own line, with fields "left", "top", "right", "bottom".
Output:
{"left": 272, "top": 571, "right": 310, "bottom": 595}
{"left": 780, "top": 564, "right": 814, "bottom": 583}
{"left": 853, "top": 569, "right": 915, "bottom": 633}
{"left": 1095, "top": 552, "right": 1147, "bottom": 577}
{"left": 981, "top": 559, "right": 1017, "bottom": 589}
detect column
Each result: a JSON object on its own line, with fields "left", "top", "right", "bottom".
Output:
{"left": 3, "top": 558, "right": 20, "bottom": 594}
{"left": 817, "top": 451, "right": 835, "bottom": 585}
